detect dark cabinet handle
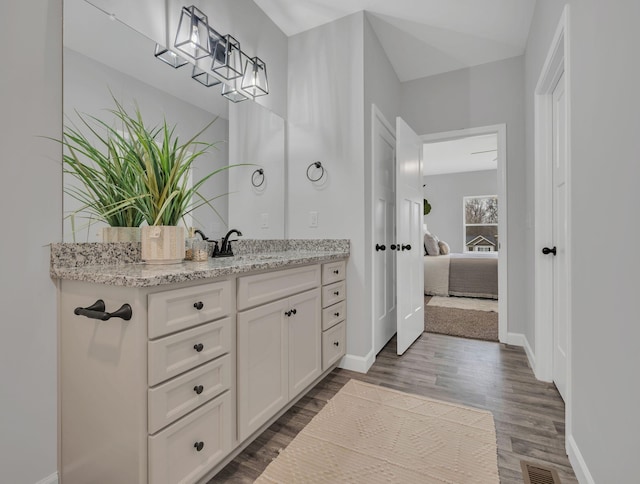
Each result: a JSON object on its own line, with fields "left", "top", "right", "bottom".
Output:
{"left": 193, "top": 301, "right": 204, "bottom": 310}
{"left": 194, "top": 441, "right": 204, "bottom": 452}
{"left": 333, "top": 341, "right": 340, "bottom": 347}
{"left": 74, "top": 300, "right": 132, "bottom": 321}
{"left": 333, "top": 269, "right": 339, "bottom": 274}
{"left": 390, "top": 244, "right": 397, "bottom": 250}
{"left": 333, "top": 291, "right": 340, "bottom": 296}
{"left": 334, "top": 312, "right": 340, "bottom": 317}
{"left": 542, "top": 246, "right": 557, "bottom": 256}
{"left": 292, "top": 308, "right": 297, "bottom": 315}
{"left": 194, "top": 385, "right": 204, "bottom": 395}
{"left": 193, "top": 343, "right": 204, "bottom": 352}
{"left": 285, "top": 310, "right": 292, "bottom": 317}
{"left": 375, "top": 244, "right": 386, "bottom": 251}
{"left": 401, "top": 244, "right": 412, "bottom": 251}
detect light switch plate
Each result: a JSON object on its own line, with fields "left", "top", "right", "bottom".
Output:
{"left": 309, "top": 211, "right": 318, "bottom": 227}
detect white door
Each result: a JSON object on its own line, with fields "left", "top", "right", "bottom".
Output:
{"left": 395, "top": 117, "right": 425, "bottom": 355}
{"left": 552, "top": 72, "right": 569, "bottom": 400}
{"left": 288, "top": 289, "right": 321, "bottom": 399}
{"left": 372, "top": 107, "right": 397, "bottom": 354}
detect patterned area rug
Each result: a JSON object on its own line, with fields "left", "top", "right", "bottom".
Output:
{"left": 425, "top": 296, "right": 498, "bottom": 342}
{"left": 256, "top": 380, "right": 499, "bottom": 483}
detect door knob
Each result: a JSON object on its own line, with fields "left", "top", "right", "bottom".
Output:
{"left": 375, "top": 244, "right": 386, "bottom": 251}
{"left": 542, "top": 246, "right": 557, "bottom": 256}
{"left": 401, "top": 244, "right": 411, "bottom": 251}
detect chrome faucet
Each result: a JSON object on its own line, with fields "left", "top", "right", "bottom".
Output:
{"left": 219, "top": 229, "right": 243, "bottom": 257}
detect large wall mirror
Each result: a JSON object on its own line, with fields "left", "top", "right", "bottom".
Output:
{"left": 63, "top": 0, "right": 286, "bottom": 242}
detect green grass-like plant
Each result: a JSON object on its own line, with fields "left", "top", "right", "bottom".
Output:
{"left": 59, "top": 96, "right": 231, "bottom": 232}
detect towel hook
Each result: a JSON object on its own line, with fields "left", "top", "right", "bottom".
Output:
{"left": 251, "top": 168, "right": 265, "bottom": 187}
{"left": 306, "top": 161, "right": 325, "bottom": 182}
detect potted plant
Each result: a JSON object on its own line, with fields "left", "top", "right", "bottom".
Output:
{"left": 109, "top": 99, "right": 229, "bottom": 264}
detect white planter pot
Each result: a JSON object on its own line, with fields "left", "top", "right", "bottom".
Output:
{"left": 101, "top": 227, "right": 141, "bottom": 243}
{"left": 141, "top": 226, "right": 185, "bottom": 264}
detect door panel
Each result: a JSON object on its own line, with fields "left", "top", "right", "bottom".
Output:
{"left": 396, "top": 117, "right": 425, "bottom": 355}
{"left": 288, "top": 289, "right": 322, "bottom": 399}
{"left": 552, "top": 71, "right": 568, "bottom": 400}
{"left": 372, "top": 108, "right": 397, "bottom": 354}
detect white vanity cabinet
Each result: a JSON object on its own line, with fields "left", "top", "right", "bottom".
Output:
{"left": 236, "top": 266, "right": 322, "bottom": 441}
{"left": 58, "top": 257, "right": 347, "bottom": 484}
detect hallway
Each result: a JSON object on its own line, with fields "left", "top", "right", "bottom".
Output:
{"left": 213, "top": 333, "right": 577, "bottom": 483}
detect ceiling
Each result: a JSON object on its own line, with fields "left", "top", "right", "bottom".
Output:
{"left": 254, "top": 0, "right": 537, "bottom": 81}
{"left": 423, "top": 134, "right": 497, "bottom": 176}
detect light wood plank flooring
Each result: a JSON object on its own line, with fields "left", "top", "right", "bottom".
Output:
{"left": 211, "top": 333, "right": 577, "bottom": 483}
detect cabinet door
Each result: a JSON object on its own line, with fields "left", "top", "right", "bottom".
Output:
{"left": 237, "top": 298, "right": 289, "bottom": 441}
{"left": 288, "top": 289, "right": 322, "bottom": 399}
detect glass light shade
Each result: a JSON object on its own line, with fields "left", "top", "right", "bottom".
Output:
{"left": 192, "top": 65, "right": 221, "bottom": 87}
{"left": 212, "top": 35, "right": 243, "bottom": 80}
{"left": 174, "top": 6, "right": 212, "bottom": 60}
{"left": 241, "top": 56, "right": 269, "bottom": 97}
{"left": 221, "top": 81, "right": 248, "bottom": 103}
{"left": 154, "top": 44, "right": 188, "bottom": 68}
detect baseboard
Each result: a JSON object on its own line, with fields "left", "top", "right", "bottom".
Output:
{"left": 35, "top": 472, "right": 58, "bottom": 484}
{"left": 567, "top": 434, "right": 595, "bottom": 484}
{"left": 339, "top": 349, "right": 375, "bottom": 373}
{"left": 506, "top": 332, "right": 536, "bottom": 372}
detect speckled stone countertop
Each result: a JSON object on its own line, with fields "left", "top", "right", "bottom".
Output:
{"left": 50, "top": 240, "right": 349, "bottom": 288}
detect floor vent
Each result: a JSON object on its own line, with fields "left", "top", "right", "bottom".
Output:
{"left": 521, "top": 460, "right": 561, "bottom": 484}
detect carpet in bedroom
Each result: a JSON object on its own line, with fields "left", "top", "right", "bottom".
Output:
{"left": 425, "top": 295, "right": 498, "bottom": 342}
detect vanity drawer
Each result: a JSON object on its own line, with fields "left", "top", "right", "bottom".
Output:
{"left": 148, "top": 281, "right": 232, "bottom": 339}
{"left": 148, "top": 354, "right": 231, "bottom": 434}
{"left": 322, "top": 321, "right": 346, "bottom": 371}
{"left": 149, "top": 318, "right": 232, "bottom": 386}
{"left": 148, "top": 391, "right": 232, "bottom": 484}
{"left": 237, "top": 265, "right": 320, "bottom": 310}
{"left": 322, "top": 260, "right": 346, "bottom": 285}
{"left": 322, "top": 280, "right": 346, "bottom": 308}
{"left": 322, "top": 300, "right": 346, "bottom": 331}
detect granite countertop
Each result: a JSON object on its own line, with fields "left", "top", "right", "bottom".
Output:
{"left": 50, "top": 240, "right": 349, "bottom": 288}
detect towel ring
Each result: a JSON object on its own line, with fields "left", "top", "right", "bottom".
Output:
{"left": 251, "top": 168, "right": 265, "bottom": 187}
{"left": 306, "top": 161, "right": 325, "bottom": 182}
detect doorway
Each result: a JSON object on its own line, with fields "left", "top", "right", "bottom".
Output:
{"left": 421, "top": 125, "right": 508, "bottom": 343}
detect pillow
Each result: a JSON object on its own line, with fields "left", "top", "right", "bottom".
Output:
{"left": 424, "top": 232, "right": 440, "bottom": 256}
{"left": 438, "top": 240, "right": 450, "bottom": 255}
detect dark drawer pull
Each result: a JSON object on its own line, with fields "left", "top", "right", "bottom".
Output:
{"left": 74, "top": 299, "right": 132, "bottom": 321}
{"left": 334, "top": 312, "right": 340, "bottom": 317}
{"left": 333, "top": 291, "right": 340, "bottom": 296}
{"left": 193, "top": 343, "right": 204, "bottom": 352}
{"left": 333, "top": 269, "right": 339, "bottom": 274}
{"left": 292, "top": 308, "right": 297, "bottom": 315}
{"left": 194, "top": 441, "right": 204, "bottom": 452}
{"left": 285, "top": 310, "right": 292, "bottom": 317}
{"left": 333, "top": 341, "right": 340, "bottom": 347}
{"left": 193, "top": 385, "right": 204, "bottom": 395}
{"left": 193, "top": 301, "right": 204, "bottom": 310}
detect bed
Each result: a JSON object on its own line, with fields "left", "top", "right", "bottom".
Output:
{"left": 424, "top": 252, "right": 498, "bottom": 299}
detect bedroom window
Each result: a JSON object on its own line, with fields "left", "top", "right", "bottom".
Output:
{"left": 464, "top": 195, "right": 498, "bottom": 252}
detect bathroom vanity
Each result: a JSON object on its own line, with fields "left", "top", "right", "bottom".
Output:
{"left": 51, "top": 241, "right": 349, "bottom": 483}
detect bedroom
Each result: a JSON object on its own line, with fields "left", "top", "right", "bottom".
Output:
{"left": 422, "top": 132, "right": 503, "bottom": 342}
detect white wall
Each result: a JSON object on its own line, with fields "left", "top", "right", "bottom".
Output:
{"left": 63, "top": 49, "right": 230, "bottom": 242}
{"left": 423, "top": 170, "right": 498, "bottom": 253}
{"left": 0, "top": 1, "right": 62, "bottom": 483}
{"left": 228, "top": 101, "right": 285, "bottom": 238}
{"left": 526, "top": 1, "right": 640, "bottom": 482}
{"left": 400, "top": 56, "right": 526, "bottom": 335}
{"left": 87, "top": 0, "right": 289, "bottom": 119}
{"left": 288, "top": 13, "right": 369, "bottom": 358}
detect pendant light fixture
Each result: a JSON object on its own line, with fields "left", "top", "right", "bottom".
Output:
{"left": 155, "top": 5, "right": 270, "bottom": 102}
{"left": 174, "top": 5, "right": 212, "bottom": 60}
{"left": 241, "top": 56, "right": 269, "bottom": 97}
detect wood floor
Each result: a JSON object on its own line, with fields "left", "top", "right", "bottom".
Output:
{"left": 210, "top": 333, "right": 577, "bottom": 483}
